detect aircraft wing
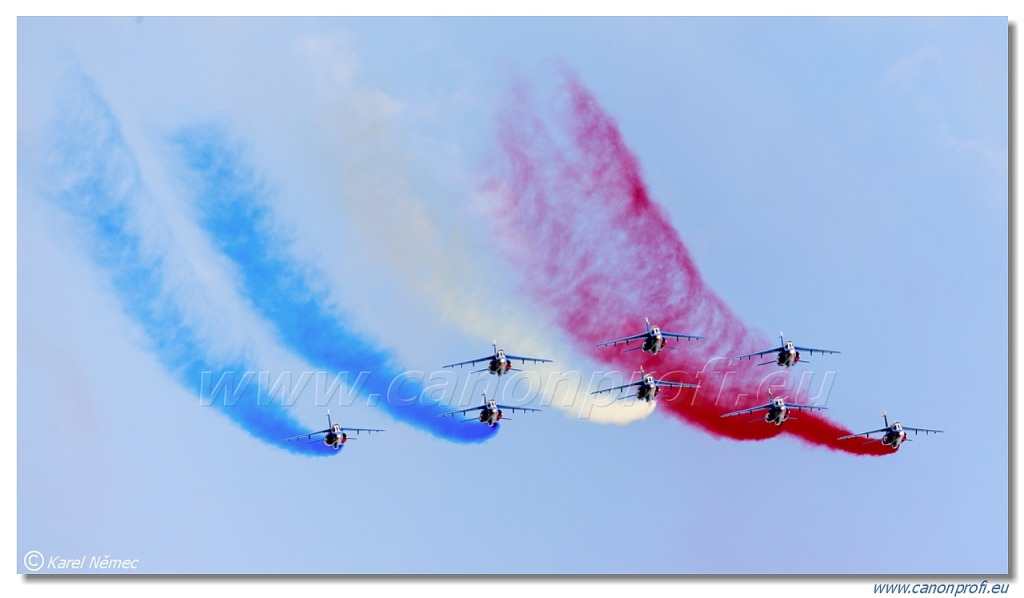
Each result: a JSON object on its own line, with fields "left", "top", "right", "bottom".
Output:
{"left": 661, "top": 331, "right": 704, "bottom": 341}
{"left": 902, "top": 426, "right": 944, "bottom": 436}
{"left": 493, "top": 404, "right": 541, "bottom": 414}
{"left": 590, "top": 381, "right": 640, "bottom": 395}
{"left": 732, "top": 347, "right": 781, "bottom": 360}
{"left": 792, "top": 345, "right": 840, "bottom": 356}
{"left": 437, "top": 406, "right": 486, "bottom": 418}
{"left": 783, "top": 402, "right": 828, "bottom": 413}
{"left": 720, "top": 403, "right": 772, "bottom": 418}
{"left": 339, "top": 427, "right": 386, "bottom": 435}
{"left": 595, "top": 332, "right": 648, "bottom": 347}
{"left": 837, "top": 427, "right": 889, "bottom": 440}
{"left": 655, "top": 380, "right": 699, "bottom": 389}
{"left": 443, "top": 355, "right": 492, "bottom": 369}
{"left": 503, "top": 353, "right": 553, "bottom": 364}
{"left": 284, "top": 428, "right": 331, "bottom": 442}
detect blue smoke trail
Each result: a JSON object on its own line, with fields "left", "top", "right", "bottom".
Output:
{"left": 42, "top": 71, "right": 339, "bottom": 456}
{"left": 172, "top": 126, "right": 498, "bottom": 443}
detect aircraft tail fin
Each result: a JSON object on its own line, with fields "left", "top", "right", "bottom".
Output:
{"left": 645, "top": 317, "right": 651, "bottom": 333}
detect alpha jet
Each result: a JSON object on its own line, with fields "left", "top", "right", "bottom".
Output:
{"left": 838, "top": 411, "right": 943, "bottom": 451}
{"left": 732, "top": 332, "right": 839, "bottom": 368}
{"left": 596, "top": 317, "right": 703, "bottom": 356}
{"left": 719, "top": 389, "right": 828, "bottom": 426}
{"left": 285, "top": 411, "right": 385, "bottom": 449}
{"left": 437, "top": 391, "right": 540, "bottom": 426}
{"left": 443, "top": 341, "right": 552, "bottom": 377}
{"left": 590, "top": 366, "right": 698, "bottom": 403}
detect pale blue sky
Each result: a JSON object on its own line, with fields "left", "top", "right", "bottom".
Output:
{"left": 13, "top": 12, "right": 1011, "bottom": 593}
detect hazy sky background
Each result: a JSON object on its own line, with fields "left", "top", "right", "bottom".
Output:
{"left": 13, "top": 11, "right": 1011, "bottom": 595}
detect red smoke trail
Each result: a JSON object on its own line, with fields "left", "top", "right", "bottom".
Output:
{"left": 486, "top": 71, "right": 890, "bottom": 456}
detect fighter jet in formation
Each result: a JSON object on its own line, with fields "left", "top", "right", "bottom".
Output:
{"left": 732, "top": 332, "right": 840, "bottom": 368}
{"left": 590, "top": 366, "right": 698, "bottom": 403}
{"left": 443, "top": 341, "right": 552, "bottom": 377}
{"left": 596, "top": 317, "right": 703, "bottom": 356}
{"left": 437, "top": 391, "right": 541, "bottom": 426}
{"left": 838, "top": 411, "right": 943, "bottom": 451}
{"left": 719, "top": 389, "right": 828, "bottom": 426}
{"left": 284, "top": 411, "right": 385, "bottom": 449}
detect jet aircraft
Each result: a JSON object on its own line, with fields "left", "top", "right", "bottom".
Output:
{"left": 284, "top": 411, "right": 385, "bottom": 449}
{"left": 838, "top": 411, "right": 943, "bottom": 451}
{"left": 596, "top": 317, "right": 703, "bottom": 355}
{"left": 590, "top": 366, "right": 698, "bottom": 402}
{"left": 719, "top": 389, "right": 828, "bottom": 426}
{"left": 437, "top": 391, "right": 540, "bottom": 426}
{"left": 443, "top": 341, "right": 552, "bottom": 376}
{"left": 733, "top": 332, "right": 839, "bottom": 368}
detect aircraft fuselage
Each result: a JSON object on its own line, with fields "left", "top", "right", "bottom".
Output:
{"left": 776, "top": 349, "right": 800, "bottom": 367}
{"left": 643, "top": 334, "right": 666, "bottom": 354}
{"left": 323, "top": 431, "right": 347, "bottom": 449}
{"left": 478, "top": 407, "right": 503, "bottom": 425}
{"left": 488, "top": 357, "right": 512, "bottom": 375}
{"left": 882, "top": 430, "right": 906, "bottom": 449}
{"left": 636, "top": 383, "right": 659, "bottom": 402}
{"left": 765, "top": 405, "right": 788, "bottom": 425}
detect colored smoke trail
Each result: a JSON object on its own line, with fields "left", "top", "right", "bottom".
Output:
{"left": 42, "top": 71, "right": 340, "bottom": 456}
{"left": 486, "top": 72, "right": 890, "bottom": 456}
{"left": 173, "top": 126, "right": 498, "bottom": 443}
